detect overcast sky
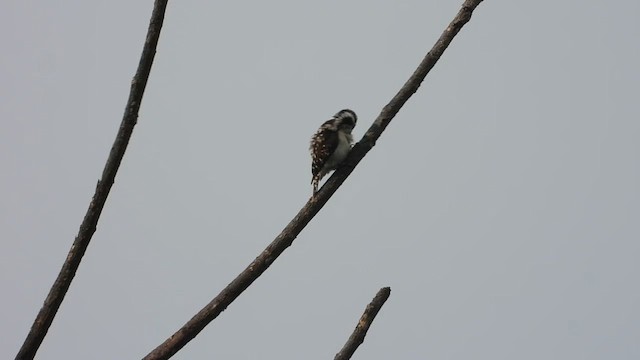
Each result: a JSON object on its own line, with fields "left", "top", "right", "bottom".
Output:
{"left": 2, "top": 1, "right": 639, "bottom": 359}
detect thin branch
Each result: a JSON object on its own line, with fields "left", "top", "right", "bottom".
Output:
{"left": 15, "top": 2, "right": 169, "bottom": 359}
{"left": 143, "top": 1, "right": 484, "bottom": 359}
{"left": 334, "top": 287, "right": 391, "bottom": 360}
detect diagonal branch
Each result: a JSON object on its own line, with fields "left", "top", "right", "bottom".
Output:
{"left": 334, "top": 287, "right": 392, "bottom": 360}
{"left": 15, "top": 1, "right": 169, "bottom": 359}
{"left": 142, "top": 1, "right": 484, "bottom": 359}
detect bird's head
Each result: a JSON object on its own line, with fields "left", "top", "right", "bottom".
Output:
{"left": 334, "top": 109, "right": 357, "bottom": 131}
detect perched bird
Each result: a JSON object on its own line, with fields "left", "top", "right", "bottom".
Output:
{"left": 309, "top": 109, "right": 357, "bottom": 194}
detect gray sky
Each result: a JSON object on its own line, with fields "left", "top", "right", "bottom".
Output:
{"left": 2, "top": 1, "right": 639, "bottom": 359}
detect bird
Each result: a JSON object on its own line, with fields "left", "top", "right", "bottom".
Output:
{"left": 309, "top": 109, "right": 357, "bottom": 194}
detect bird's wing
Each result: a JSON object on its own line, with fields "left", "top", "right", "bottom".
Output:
{"left": 310, "top": 119, "right": 339, "bottom": 179}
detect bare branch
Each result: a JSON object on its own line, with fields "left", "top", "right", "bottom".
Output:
{"left": 15, "top": 1, "right": 169, "bottom": 359}
{"left": 143, "top": 1, "right": 484, "bottom": 359}
{"left": 334, "top": 287, "right": 391, "bottom": 360}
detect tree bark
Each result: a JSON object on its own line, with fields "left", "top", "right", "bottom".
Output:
{"left": 334, "top": 287, "right": 391, "bottom": 360}
{"left": 15, "top": 1, "right": 169, "bottom": 359}
{"left": 143, "top": 1, "right": 484, "bottom": 359}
